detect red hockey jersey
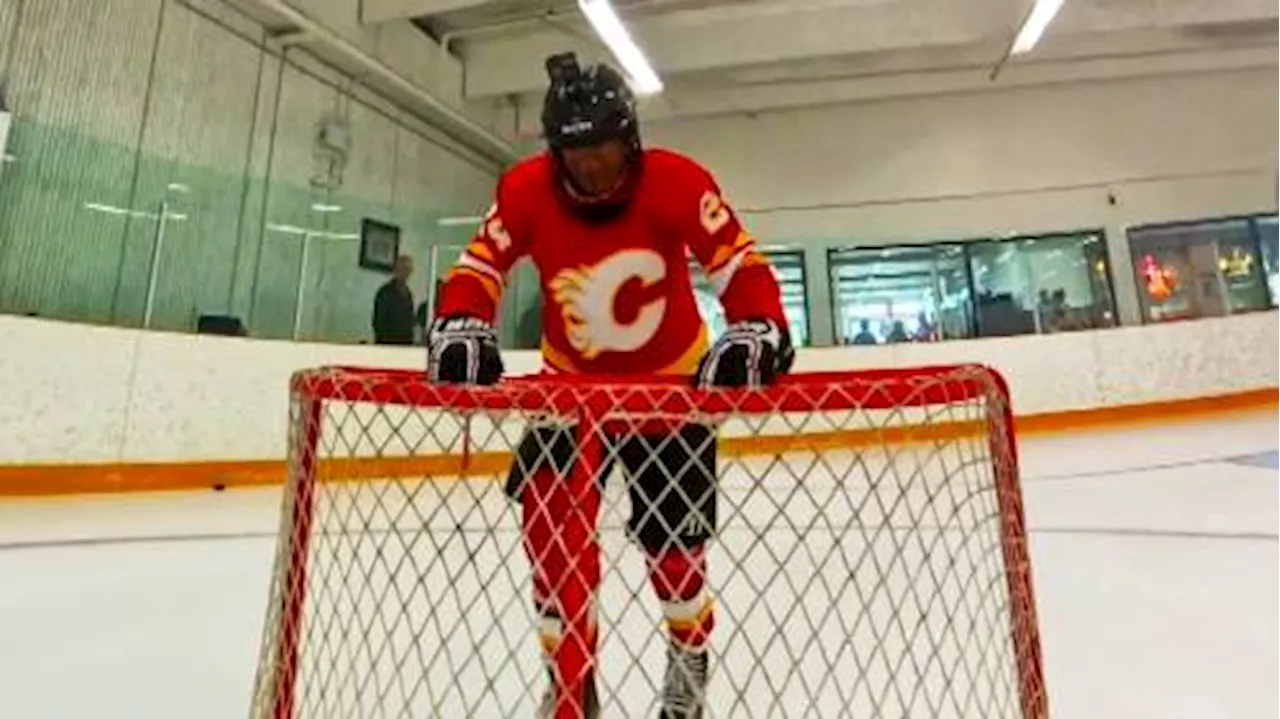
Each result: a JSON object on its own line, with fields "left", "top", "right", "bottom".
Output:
{"left": 437, "top": 149, "right": 787, "bottom": 376}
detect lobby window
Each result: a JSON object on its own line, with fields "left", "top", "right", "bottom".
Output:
{"left": 691, "top": 248, "right": 811, "bottom": 347}
{"left": 1256, "top": 216, "right": 1278, "bottom": 306}
{"left": 1128, "top": 217, "right": 1272, "bottom": 323}
{"left": 830, "top": 231, "right": 1117, "bottom": 344}
{"left": 968, "top": 232, "right": 1116, "bottom": 336}
{"left": 770, "top": 250, "right": 811, "bottom": 348}
{"left": 828, "top": 244, "right": 974, "bottom": 345}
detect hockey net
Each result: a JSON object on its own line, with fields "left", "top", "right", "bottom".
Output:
{"left": 249, "top": 366, "right": 1046, "bottom": 719}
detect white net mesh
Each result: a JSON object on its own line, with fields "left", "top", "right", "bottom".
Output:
{"left": 249, "top": 367, "right": 1046, "bottom": 719}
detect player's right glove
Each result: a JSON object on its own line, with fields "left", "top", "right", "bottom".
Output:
{"left": 695, "top": 318, "right": 794, "bottom": 388}
{"left": 426, "top": 315, "right": 503, "bottom": 385}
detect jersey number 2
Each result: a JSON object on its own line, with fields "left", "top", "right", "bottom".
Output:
{"left": 699, "top": 191, "right": 731, "bottom": 235}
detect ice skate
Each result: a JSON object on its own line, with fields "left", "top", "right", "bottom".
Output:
{"left": 538, "top": 667, "right": 600, "bottom": 719}
{"left": 658, "top": 642, "right": 708, "bottom": 719}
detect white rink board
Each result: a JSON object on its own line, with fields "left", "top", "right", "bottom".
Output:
{"left": 0, "top": 311, "right": 1274, "bottom": 465}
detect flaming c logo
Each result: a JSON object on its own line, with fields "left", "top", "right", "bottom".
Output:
{"left": 550, "top": 250, "right": 667, "bottom": 359}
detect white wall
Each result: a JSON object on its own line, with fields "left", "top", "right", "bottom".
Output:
{"left": 0, "top": 312, "right": 1273, "bottom": 467}
{"left": 644, "top": 67, "right": 1279, "bottom": 341}
{"left": 282, "top": 0, "right": 510, "bottom": 136}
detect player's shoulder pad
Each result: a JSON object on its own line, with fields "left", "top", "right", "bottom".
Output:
{"left": 498, "top": 152, "right": 555, "bottom": 198}
{"left": 642, "top": 148, "right": 724, "bottom": 208}
{"left": 642, "top": 147, "right": 715, "bottom": 183}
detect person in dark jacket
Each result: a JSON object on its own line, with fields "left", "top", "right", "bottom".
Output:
{"left": 372, "top": 255, "right": 416, "bottom": 345}
{"left": 414, "top": 278, "right": 446, "bottom": 345}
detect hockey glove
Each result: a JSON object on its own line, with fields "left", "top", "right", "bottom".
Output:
{"left": 427, "top": 315, "right": 503, "bottom": 385}
{"left": 695, "top": 318, "right": 794, "bottom": 388}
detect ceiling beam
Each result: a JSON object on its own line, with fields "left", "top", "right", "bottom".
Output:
{"left": 228, "top": 0, "right": 517, "bottom": 165}
{"left": 362, "top": 0, "right": 498, "bottom": 24}
{"left": 637, "top": 45, "right": 1277, "bottom": 123}
{"left": 463, "top": 0, "right": 1022, "bottom": 97}
{"left": 499, "top": 41, "right": 1276, "bottom": 137}
{"left": 459, "top": 0, "right": 1277, "bottom": 98}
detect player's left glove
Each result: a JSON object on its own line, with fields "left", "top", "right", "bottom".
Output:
{"left": 695, "top": 318, "right": 794, "bottom": 388}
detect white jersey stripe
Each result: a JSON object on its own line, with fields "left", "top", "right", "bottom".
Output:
{"left": 458, "top": 252, "right": 506, "bottom": 287}
{"left": 707, "top": 246, "right": 752, "bottom": 297}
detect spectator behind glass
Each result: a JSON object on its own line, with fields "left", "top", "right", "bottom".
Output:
{"left": 414, "top": 278, "right": 447, "bottom": 345}
{"left": 851, "top": 319, "right": 878, "bottom": 345}
{"left": 372, "top": 254, "right": 416, "bottom": 345}
{"left": 914, "top": 312, "right": 936, "bottom": 342}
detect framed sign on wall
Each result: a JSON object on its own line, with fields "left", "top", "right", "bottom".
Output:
{"left": 359, "top": 218, "right": 401, "bottom": 272}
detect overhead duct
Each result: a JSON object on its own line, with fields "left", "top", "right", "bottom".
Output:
{"left": 242, "top": 0, "right": 517, "bottom": 167}
{"left": 1179, "top": 19, "right": 1279, "bottom": 42}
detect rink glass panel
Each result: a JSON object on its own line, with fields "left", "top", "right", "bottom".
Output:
{"left": 249, "top": 367, "right": 1047, "bottom": 719}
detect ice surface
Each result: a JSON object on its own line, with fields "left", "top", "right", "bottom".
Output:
{"left": 0, "top": 411, "right": 1274, "bottom": 719}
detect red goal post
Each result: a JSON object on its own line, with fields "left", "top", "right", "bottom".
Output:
{"left": 250, "top": 365, "right": 1047, "bottom": 719}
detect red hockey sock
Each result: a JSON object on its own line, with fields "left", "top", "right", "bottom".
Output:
{"left": 647, "top": 547, "right": 714, "bottom": 650}
{"left": 523, "top": 468, "right": 601, "bottom": 660}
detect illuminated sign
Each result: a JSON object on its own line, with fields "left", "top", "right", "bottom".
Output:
{"left": 1140, "top": 254, "right": 1179, "bottom": 302}
{"left": 1218, "top": 247, "right": 1255, "bottom": 279}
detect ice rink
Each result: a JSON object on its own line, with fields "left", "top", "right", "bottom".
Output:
{"left": 0, "top": 410, "right": 1274, "bottom": 719}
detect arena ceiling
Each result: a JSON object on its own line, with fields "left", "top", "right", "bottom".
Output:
{"left": 358, "top": 0, "right": 1278, "bottom": 120}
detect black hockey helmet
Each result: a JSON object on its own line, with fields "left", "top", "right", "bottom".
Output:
{"left": 541, "top": 52, "right": 640, "bottom": 154}
{"left": 540, "top": 53, "right": 643, "bottom": 220}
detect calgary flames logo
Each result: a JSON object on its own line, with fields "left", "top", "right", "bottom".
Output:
{"left": 550, "top": 249, "right": 667, "bottom": 359}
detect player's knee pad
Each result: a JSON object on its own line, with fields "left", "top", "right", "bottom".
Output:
{"left": 647, "top": 547, "right": 714, "bottom": 649}
{"left": 505, "top": 423, "right": 577, "bottom": 501}
{"left": 619, "top": 424, "right": 718, "bottom": 554}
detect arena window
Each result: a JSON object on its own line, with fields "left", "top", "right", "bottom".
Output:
{"left": 1258, "top": 216, "right": 1279, "bottom": 307}
{"left": 1128, "top": 215, "right": 1276, "bottom": 323}
{"left": 968, "top": 231, "right": 1116, "bottom": 337}
{"left": 828, "top": 231, "right": 1116, "bottom": 344}
{"left": 690, "top": 248, "right": 811, "bottom": 347}
{"left": 827, "top": 244, "right": 974, "bottom": 346}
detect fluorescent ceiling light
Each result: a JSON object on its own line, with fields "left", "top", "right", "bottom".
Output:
{"left": 84, "top": 202, "right": 131, "bottom": 217}
{"left": 267, "top": 223, "right": 308, "bottom": 235}
{"left": 436, "top": 216, "right": 483, "bottom": 227}
{"left": 311, "top": 203, "right": 343, "bottom": 213}
{"left": 83, "top": 202, "right": 186, "bottom": 221}
{"left": 578, "top": 0, "right": 664, "bottom": 95}
{"left": 1011, "top": 0, "right": 1066, "bottom": 55}
{"left": 266, "top": 222, "right": 357, "bottom": 240}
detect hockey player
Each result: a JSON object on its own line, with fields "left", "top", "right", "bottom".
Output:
{"left": 428, "top": 52, "right": 793, "bottom": 719}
